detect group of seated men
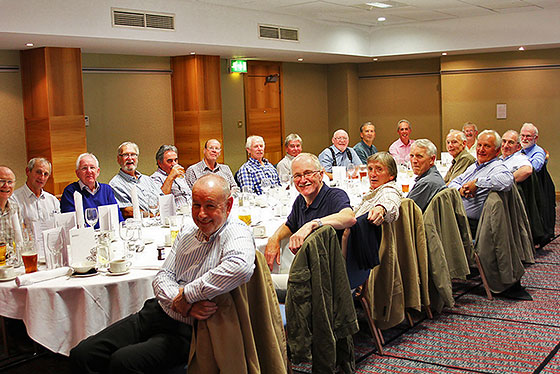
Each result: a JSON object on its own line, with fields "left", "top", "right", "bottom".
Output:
{"left": 0, "top": 119, "right": 549, "bottom": 373}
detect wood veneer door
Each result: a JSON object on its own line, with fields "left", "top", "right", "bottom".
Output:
{"left": 244, "top": 61, "right": 283, "bottom": 164}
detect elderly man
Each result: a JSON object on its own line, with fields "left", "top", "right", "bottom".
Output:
{"left": 389, "top": 119, "right": 415, "bottom": 165}
{"left": 353, "top": 122, "right": 378, "bottom": 164}
{"left": 70, "top": 174, "right": 255, "bottom": 373}
{"left": 408, "top": 139, "right": 446, "bottom": 211}
{"left": 61, "top": 153, "right": 124, "bottom": 227}
{"left": 318, "top": 129, "right": 361, "bottom": 179}
{"left": 237, "top": 135, "right": 281, "bottom": 195}
{"left": 12, "top": 158, "right": 60, "bottom": 227}
{"left": 265, "top": 153, "right": 356, "bottom": 271}
{"left": 110, "top": 141, "right": 161, "bottom": 218}
{"left": 500, "top": 130, "right": 532, "bottom": 183}
{"left": 462, "top": 122, "right": 478, "bottom": 157}
{"left": 186, "top": 139, "right": 236, "bottom": 190}
{"left": 0, "top": 166, "right": 22, "bottom": 244}
{"left": 444, "top": 130, "right": 476, "bottom": 183}
{"left": 519, "top": 122, "right": 546, "bottom": 172}
{"left": 151, "top": 145, "right": 192, "bottom": 209}
{"left": 449, "top": 130, "right": 514, "bottom": 235}
{"left": 276, "top": 134, "right": 303, "bottom": 182}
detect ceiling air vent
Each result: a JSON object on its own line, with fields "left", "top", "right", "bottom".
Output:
{"left": 259, "top": 24, "right": 299, "bottom": 42}
{"left": 112, "top": 8, "right": 175, "bottom": 30}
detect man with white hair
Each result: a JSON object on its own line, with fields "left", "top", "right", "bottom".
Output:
{"left": 500, "top": 130, "right": 532, "bottom": 183}
{"left": 519, "top": 122, "right": 546, "bottom": 172}
{"left": 408, "top": 139, "right": 446, "bottom": 211}
{"left": 61, "top": 153, "right": 124, "bottom": 227}
{"left": 389, "top": 119, "right": 415, "bottom": 165}
{"left": 110, "top": 141, "right": 161, "bottom": 218}
{"left": 276, "top": 133, "right": 302, "bottom": 181}
{"left": 318, "top": 129, "right": 361, "bottom": 180}
{"left": 237, "top": 135, "right": 280, "bottom": 195}
{"left": 449, "top": 130, "right": 514, "bottom": 234}
{"left": 444, "top": 130, "right": 476, "bottom": 184}
{"left": 12, "top": 158, "right": 60, "bottom": 227}
{"left": 462, "top": 121, "right": 478, "bottom": 157}
{"left": 0, "top": 166, "right": 22, "bottom": 244}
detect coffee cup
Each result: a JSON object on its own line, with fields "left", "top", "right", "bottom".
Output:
{"left": 72, "top": 261, "right": 96, "bottom": 274}
{"left": 0, "top": 265, "right": 15, "bottom": 279}
{"left": 109, "top": 259, "right": 131, "bottom": 273}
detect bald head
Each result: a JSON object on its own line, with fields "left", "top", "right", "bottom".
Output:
{"left": 191, "top": 174, "right": 233, "bottom": 236}
{"left": 332, "top": 129, "right": 349, "bottom": 152}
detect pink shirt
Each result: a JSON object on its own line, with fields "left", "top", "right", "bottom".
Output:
{"left": 389, "top": 138, "right": 415, "bottom": 165}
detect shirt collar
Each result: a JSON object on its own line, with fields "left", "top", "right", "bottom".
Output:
{"left": 202, "top": 159, "right": 219, "bottom": 172}
{"left": 78, "top": 180, "right": 99, "bottom": 195}
{"left": 194, "top": 218, "right": 229, "bottom": 242}
{"left": 415, "top": 165, "right": 436, "bottom": 181}
{"left": 23, "top": 183, "right": 45, "bottom": 200}
{"left": 119, "top": 169, "right": 142, "bottom": 183}
{"left": 248, "top": 157, "right": 270, "bottom": 166}
{"left": 360, "top": 140, "right": 373, "bottom": 150}
{"left": 331, "top": 145, "right": 346, "bottom": 155}
{"left": 475, "top": 156, "right": 499, "bottom": 169}
{"left": 522, "top": 144, "right": 536, "bottom": 154}
{"left": 306, "top": 183, "right": 329, "bottom": 210}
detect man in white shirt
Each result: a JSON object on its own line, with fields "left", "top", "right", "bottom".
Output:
{"left": 462, "top": 121, "right": 478, "bottom": 157}
{"left": 12, "top": 158, "right": 59, "bottom": 228}
{"left": 276, "top": 133, "right": 302, "bottom": 182}
{"left": 500, "top": 130, "right": 532, "bottom": 183}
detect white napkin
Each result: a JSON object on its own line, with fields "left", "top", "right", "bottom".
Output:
{"left": 15, "top": 267, "right": 71, "bottom": 287}
{"left": 159, "top": 194, "right": 176, "bottom": 220}
{"left": 131, "top": 186, "right": 141, "bottom": 220}
{"left": 332, "top": 166, "right": 346, "bottom": 184}
{"left": 54, "top": 212, "right": 76, "bottom": 266}
{"left": 68, "top": 227, "right": 96, "bottom": 265}
{"left": 99, "top": 204, "right": 119, "bottom": 232}
{"left": 74, "top": 191, "right": 85, "bottom": 228}
{"left": 11, "top": 212, "right": 24, "bottom": 246}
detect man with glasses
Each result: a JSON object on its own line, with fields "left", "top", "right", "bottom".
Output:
{"left": 151, "top": 145, "right": 192, "bottom": 209}
{"left": 0, "top": 166, "right": 21, "bottom": 244}
{"left": 12, "top": 158, "right": 59, "bottom": 228}
{"left": 500, "top": 130, "right": 532, "bottom": 182}
{"left": 389, "top": 119, "right": 415, "bottom": 166}
{"left": 61, "top": 153, "right": 124, "bottom": 228}
{"left": 185, "top": 139, "right": 236, "bottom": 189}
{"left": 265, "top": 153, "right": 356, "bottom": 271}
{"left": 462, "top": 122, "right": 479, "bottom": 157}
{"left": 318, "top": 129, "right": 361, "bottom": 180}
{"left": 110, "top": 141, "right": 161, "bottom": 218}
{"left": 519, "top": 122, "right": 546, "bottom": 172}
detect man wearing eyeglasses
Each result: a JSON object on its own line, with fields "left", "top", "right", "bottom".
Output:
{"left": 0, "top": 166, "right": 22, "bottom": 244}
{"left": 519, "top": 122, "right": 546, "bottom": 172}
{"left": 109, "top": 141, "right": 161, "bottom": 219}
{"left": 185, "top": 139, "right": 236, "bottom": 189}
{"left": 265, "top": 153, "right": 356, "bottom": 271}
{"left": 151, "top": 145, "right": 192, "bottom": 209}
{"left": 318, "top": 129, "right": 361, "bottom": 180}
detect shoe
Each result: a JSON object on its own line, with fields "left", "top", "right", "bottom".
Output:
{"left": 499, "top": 281, "right": 533, "bottom": 301}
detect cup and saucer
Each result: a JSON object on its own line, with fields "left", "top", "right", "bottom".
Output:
{"left": 71, "top": 261, "right": 98, "bottom": 277}
{"left": 106, "top": 259, "right": 131, "bottom": 276}
{"left": 0, "top": 265, "right": 17, "bottom": 282}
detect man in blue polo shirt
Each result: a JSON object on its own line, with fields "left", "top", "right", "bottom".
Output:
{"left": 264, "top": 153, "right": 356, "bottom": 271}
{"left": 519, "top": 122, "right": 546, "bottom": 172}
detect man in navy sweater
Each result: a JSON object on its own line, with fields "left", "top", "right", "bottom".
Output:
{"left": 60, "top": 153, "right": 124, "bottom": 228}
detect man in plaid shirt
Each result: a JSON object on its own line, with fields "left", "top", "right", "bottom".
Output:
{"left": 237, "top": 135, "right": 280, "bottom": 195}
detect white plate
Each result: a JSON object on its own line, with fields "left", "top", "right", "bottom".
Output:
{"left": 72, "top": 271, "right": 98, "bottom": 278}
{"left": 0, "top": 275, "right": 17, "bottom": 282}
{"left": 144, "top": 239, "right": 154, "bottom": 245}
{"left": 106, "top": 270, "right": 130, "bottom": 276}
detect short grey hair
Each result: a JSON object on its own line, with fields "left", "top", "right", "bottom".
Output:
{"left": 367, "top": 151, "right": 398, "bottom": 181}
{"left": 503, "top": 130, "right": 520, "bottom": 143}
{"left": 117, "top": 141, "right": 139, "bottom": 156}
{"left": 292, "top": 153, "right": 322, "bottom": 171}
{"left": 284, "top": 134, "right": 302, "bottom": 147}
{"left": 447, "top": 129, "right": 467, "bottom": 142}
{"left": 76, "top": 153, "right": 99, "bottom": 170}
{"left": 27, "top": 158, "right": 52, "bottom": 173}
{"left": 521, "top": 122, "right": 539, "bottom": 136}
{"left": 412, "top": 139, "right": 437, "bottom": 157}
{"left": 246, "top": 135, "right": 264, "bottom": 149}
{"left": 155, "top": 145, "right": 178, "bottom": 164}
{"left": 462, "top": 121, "right": 478, "bottom": 132}
{"left": 478, "top": 129, "right": 501, "bottom": 150}
{"left": 360, "top": 121, "right": 375, "bottom": 132}
{"left": 397, "top": 119, "right": 411, "bottom": 130}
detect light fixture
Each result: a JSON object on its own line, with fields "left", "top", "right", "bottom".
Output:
{"left": 373, "top": 58, "right": 378, "bottom": 61}
{"left": 25, "top": 43, "right": 34, "bottom": 47}
{"left": 377, "top": 16, "right": 386, "bottom": 22}
{"left": 190, "top": 52, "right": 196, "bottom": 55}
{"left": 297, "top": 58, "right": 304, "bottom": 62}
{"left": 518, "top": 46, "right": 525, "bottom": 51}
{"left": 441, "top": 52, "right": 448, "bottom": 56}
{"left": 366, "top": 2, "right": 392, "bottom": 8}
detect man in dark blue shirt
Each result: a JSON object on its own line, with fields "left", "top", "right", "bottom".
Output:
{"left": 264, "top": 153, "right": 356, "bottom": 271}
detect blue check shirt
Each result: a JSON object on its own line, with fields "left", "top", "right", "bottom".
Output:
{"left": 237, "top": 157, "right": 281, "bottom": 195}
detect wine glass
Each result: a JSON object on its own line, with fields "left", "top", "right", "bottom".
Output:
{"left": 119, "top": 220, "right": 135, "bottom": 258}
{"left": 85, "top": 208, "right": 99, "bottom": 229}
{"left": 148, "top": 196, "right": 159, "bottom": 225}
{"left": 46, "top": 231, "right": 62, "bottom": 269}
{"left": 346, "top": 164, "right": 356, "bottom": 179}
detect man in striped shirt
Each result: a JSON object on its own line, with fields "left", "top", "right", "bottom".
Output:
{"left": 70, "top": 174, "right": 256, "bottom": 373}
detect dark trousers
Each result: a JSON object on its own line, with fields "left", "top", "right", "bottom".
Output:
{"left": 468, "top": 218, "right": 479, "bottom": 238}
{"left": 69, "top": 298, "right": 192, "bottom": 374}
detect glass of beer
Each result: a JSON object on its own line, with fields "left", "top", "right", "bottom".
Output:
{"left": 22, "top": 250, "right": 38, "bottom": 273}
{"left": 401, "top": 184, "right": 409, "bottom": 193}
{"left": 238, "top": 207, "right": 252, "bottom": 226}
{"left": 0, "top": 242, "right": 6, "bottom": 266}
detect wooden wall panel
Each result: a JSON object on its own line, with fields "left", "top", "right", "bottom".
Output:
{"left": 20, "top": 48, "right": 48, "bottom": 120}
{"left": 46, "top": 48, "right": 84, "bottom": 116}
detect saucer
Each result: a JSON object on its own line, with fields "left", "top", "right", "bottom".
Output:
{"left": 107, "top": 270, "right": 130, "bottom": 276}
{"left": 0, "top": 275, "right": 17, "bottom": 282}
{"left": 144, "top": 239, "right": 154, "bottom": 245}
{"left": 72, "top": 271, "right": 98, "bottom": 278}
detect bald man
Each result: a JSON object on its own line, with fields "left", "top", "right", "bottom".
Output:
{"left": 318, "top": 129, "right": 361, "bottom": 180}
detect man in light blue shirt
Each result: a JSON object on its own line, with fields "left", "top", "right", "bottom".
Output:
{"left": 318, "top": 129, "right": 361, "bottom": 179}
{"left": 449, "top": 130, "right": 514, "bottom": 235}
{"left": 519, "top": 122, "right": 546, "bottom": 172}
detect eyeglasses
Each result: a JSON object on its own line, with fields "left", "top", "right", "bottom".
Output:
{"left": 292, "top": 170, "right": 321, "bottom": 181}
{"left": 119, "top": 153, "right": 138, "bottom": 158}
{"left": 0, "top": 179, "right": 15, "bottom": 186}
{"left": 334, "top": 137, "right": 348, "bottom": 141}
{"left": 207, "top": 147, "right": 221, "bottom": 151}
{"left": 519, "top": 134, "right": 534, "bottom": 139}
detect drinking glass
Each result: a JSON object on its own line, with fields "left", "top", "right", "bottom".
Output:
{"left": 148, "top": 196, "right": 159, "bottom": 225}
{"left": 346, "top": 164, "right": 356, "bottom": 179}
{"left": 85, "top": 208, "right": 99, "bottom": 229}
{"left": 119, "top": 220, "right": 135, "bottom": 258}
{"left": 46, "top": 231, "right": 63, "bottom": 268}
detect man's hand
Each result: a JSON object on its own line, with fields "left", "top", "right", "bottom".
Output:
{"left": 168, "top": 164, "right": 185, "bottom": 180}
{"left": 264, "top": 238, "right": 281, "bottom": 271}
{"left": 188, "top": 300, "right": 218, "bottom": 320}
{"left": 367, "top": 205, "right": 385, "bottom": 226}
{"left": 171, "top": 288, "right": 191, "bottom": 317}
{"left": 460, "top": 179, "right": 478, "bottom": 198}
{"left": 288, "top": 221, "right": 316, "bottom": 254}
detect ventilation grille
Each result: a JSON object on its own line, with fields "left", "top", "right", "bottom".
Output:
{"left": 112, "top": 9, "right": 175, "bottom": 30}
{"left": 259, "top": 24, "right": 299, "bottom": 42}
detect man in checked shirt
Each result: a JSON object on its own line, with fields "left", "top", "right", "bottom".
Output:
{"left": 70, "top": 174, "right": 256, "bottom": 373}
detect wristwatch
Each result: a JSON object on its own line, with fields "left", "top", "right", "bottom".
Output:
{"left": 312, "top": 219, "right": 323, "bottom": 230}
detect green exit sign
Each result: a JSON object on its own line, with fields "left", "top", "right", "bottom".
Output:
{"left": 230, "top": 60, "right": 247, "bottom": 73}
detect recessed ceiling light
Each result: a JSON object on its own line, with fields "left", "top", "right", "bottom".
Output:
{"left": 377, "top": 17, "right": 386, "bottom": 22}
{"left": 441, "top": 52, "right": 448, "bottom": 56}
{"left": 518, "top": 46, "right": 525, "bottom": 51}
{"left": 297, "top": 58, "right": 304, "bottom": 62}
{"left": 190, "top": 52, "right": 196, "bottom": 55}
{"left": 25, "top": 43, "right": 34, "bottom": 47}
{"left": 373, "top": 58, "right": 378, "bottom": 61}
{"left": 366, "top": 2, "right": 392, "bottom": 8}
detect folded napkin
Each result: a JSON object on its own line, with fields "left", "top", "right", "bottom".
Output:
{"left": 16, "top": 267, "right": 71, "bottom": 287}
